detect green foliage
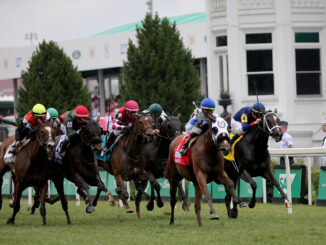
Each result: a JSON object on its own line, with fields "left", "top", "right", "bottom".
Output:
{"left": 121, "top": 13, "right": 202, "bottom": 123}
{"left": 17, "top": 40, "right": 91, "bottom": 120}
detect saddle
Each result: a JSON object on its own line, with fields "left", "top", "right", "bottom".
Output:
{"left": 173, "top": 135, "right": 198, "bottom": 166}
{"left": 224, "top": 135, "right": 243, "bottom": 162}
{"left": 97, "top": 134, "right": 123, "bottom": 163}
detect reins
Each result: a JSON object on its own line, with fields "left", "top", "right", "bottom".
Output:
{"left": 260, "top": 111, "right": 281, "bottom": 135}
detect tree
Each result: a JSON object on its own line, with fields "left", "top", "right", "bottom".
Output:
{"left": 17, "top": 40, "right": 91, "bottom": 120}
{"left": 121, "top": 13, "right": 202, "bottom": 123}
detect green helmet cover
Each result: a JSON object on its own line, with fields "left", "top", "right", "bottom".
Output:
{"left": 47, "top": 107, "right": 59, "bottom": 118}
{"left": 149, "top": 103, "right": 162, "bottom": 116}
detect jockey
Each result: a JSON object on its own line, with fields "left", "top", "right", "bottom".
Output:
{"left": 5, "top": 103, "right": 47, "bottom": 163}
{"left": 179, "top": 98, "right": 218, "bottom": 155}
{"left": 58, "top": 105, "right": 90, "bottom": 157}
{"left": 143, "top": 103, "right": 167, "bottom": 135}
{"left": 105, "top": 100, "right": 139, "bottom": 149}
{"left": 230, "top": 102, "right": 265, "bottom": 145}
{"left": 47, "top": 107, "right": 67, "bottom": 135}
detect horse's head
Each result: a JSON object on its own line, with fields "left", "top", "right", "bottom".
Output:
{"left": 160, "top": 115, "right": 183, "bottom": 140}
{"left": 37, "top": 123, "right": 55, "bottom": 160}
{"left": 80, "top": 119, "right": 103, "bottom": 155}
{"left": 211, "top": 118, "right": 230, "bottom": 155}
{"left": 260, "top": 110, "right": 283, "bottom": 142}
{"left": 132, "top": 114, "right": 155, "bottom": 143}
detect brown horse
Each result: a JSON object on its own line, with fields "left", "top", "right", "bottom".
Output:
{"left": 166, "top": 118, "right": 238, "bottom": 226}
{"left": 97, "top": 114, "right": 154, "bottom": 218}
{"left": 7, "top": 122, "right": 71, "bottom": 225}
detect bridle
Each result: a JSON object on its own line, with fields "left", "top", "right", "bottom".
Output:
{"left": 214, "top": 132, "right": 230, "bottom": 150}
{"left": 259, "top": 111, "right": 281, "bottom": 135}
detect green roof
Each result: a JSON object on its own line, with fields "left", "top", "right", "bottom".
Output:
{"left": 93, "top": 12, "right": 206, "bottom": 37}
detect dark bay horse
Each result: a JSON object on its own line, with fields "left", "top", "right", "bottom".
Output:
{"left": 166, "top": 118, "right": 238, "bottom": 226}
{"left": 224, "top": 110, "right": 290, "bottom": 214}
{"left": 7, "top": 122, "right": 71, "bottom": 225}
{"left": 142, "top": 115, "right": 189, "bottom": 211}
{"left": 58, "top": 119, "right": 113, "bottom": 213}
{"left": 97, "top": 114, "right": 154, "bottom": 218}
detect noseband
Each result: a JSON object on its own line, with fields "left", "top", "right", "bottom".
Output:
{"left": 260, "top": 111, "right": 281, "bottom": 135}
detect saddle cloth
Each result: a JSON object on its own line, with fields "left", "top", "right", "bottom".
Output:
{"left": 173, "top": 135, "right": 191, "bottom": 166}
{"left": 223, "top": 135, "right": 243, "bottom": 162}
{"left": 96, "top": 134, "right": 122, "bottom": 163}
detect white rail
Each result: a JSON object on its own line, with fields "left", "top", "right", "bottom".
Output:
{"left": 268, "top": 147, "right": 326, "bottom": 213}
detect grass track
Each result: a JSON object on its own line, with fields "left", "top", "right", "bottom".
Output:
{"left": 0, "top": 199, "right": 326, "bottom": 245}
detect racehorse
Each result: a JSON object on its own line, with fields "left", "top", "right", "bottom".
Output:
{"left": 141, "top": 115, "right": 189, "bottom": 211}
{"left": 7, "top": 122, "right": 71, "bottom": 225}
{"left": 96, "top": 114, "right": 154, "bottom": 218}
{"left": 59, "top": 119, "right": 114, "bottom": 213}
{"left": 224, "top": 110, "right": 289, "bottom": 214}
{"left": 166, "top": 118, "right": 238, "bottom": 226}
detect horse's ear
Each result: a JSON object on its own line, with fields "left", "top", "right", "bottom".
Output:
{"left": 49, "top": 118, "right": 54, "bottom": 127}
{"left": 213, "top": 127, "right": 218, "bottom": 134}
{"left": 177, "top": 113, "right": 180, "bottom": 119}
{"left": 274, "top": 108, "right": 278, "bottom": 114}
{"left": 96, "top": 115, "right": 100, "bottom": 123}
{"left": 166, "top": 116, "right": 170, "bottom": 121}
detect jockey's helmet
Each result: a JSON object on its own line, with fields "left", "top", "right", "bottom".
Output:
{"left": 252, "top": 102, "right": 265, "bottom": 115}
{"left": 200, "top": 98, "right": 215, "bottom": 111}
{"left": 32, "top": 103, "right": 47, "bottom": 118}
{"left": 74, "top": 105, "right": 89, "bottom": 118}
{"left": 149, "top": 103, "right": 162, "bottom": 116}
{"left": 125, "top": 100, "right": 139, "bottom": 112}
{"left": 47, "top": 107, "right": 59, "bottom": 118}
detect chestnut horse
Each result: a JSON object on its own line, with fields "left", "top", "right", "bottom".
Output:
{"left": 166, "top": 118, "right": 238, "bottom": 226}
{"left": 7, "top": 122, "right": 71, "bottom": 225}
{"left": 224, "top": 110, "right": 289, "bottom": 215}
{"left": 142, "top": 115, "right": 189, "bottom": 211}
{"left": 97, "top": 114, "right": 154, "bottom": 218}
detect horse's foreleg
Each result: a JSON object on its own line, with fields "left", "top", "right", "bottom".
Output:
{"left": 146, "top": 172, "right": 156, "bottom": 211}
{"left": 264, "top": 168, "right": 291, "bottom": 208}
{"left": 39, "top": 183, "right": 47, "bottom": 225}
{"left": 194, "top": 183, "right": 203, "bottom": 227}
{"left": 218, "top": 172, "right": 238, "bottom": 218}
{"left": 6, "top": 182, "right": 22, "bottom": 224}
{"left": 114, "top": 174, "right": 133, "bottom": 213}
{"left": 177, "top": 181, "right": 189, "bottom": 212}
{"left": 31, "top": 187, "right": 40, "bottom": 214}
{"left": 73, "top": 174, "right": 94, "bottom": 213}
{"left": 241, "top": 170, "right": 257, "bottom": 208}
{"left": 134, "top": 171, "right": 148, "bottom": 219}
{"left": 196, "top": 171, "right": 219, "bottom": 220}
{"left": 53, "top": 177, "right": 71, "bottom": 224}
{"left": 0, "top": 177, "right": 3, "bottom": 210}
{"left": 168, "top": 178, "right": 178, "bottom": 225}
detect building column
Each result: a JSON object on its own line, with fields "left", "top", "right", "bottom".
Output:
{"left": 13, "top": 79, "right": 18, "bottom": 116}
{"left": 199, "top": 58, "right": 208, "bottom": 97}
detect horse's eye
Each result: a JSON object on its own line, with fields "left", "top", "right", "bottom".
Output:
{"left": 167, "top": 125, "right": 172, "bottom": 129}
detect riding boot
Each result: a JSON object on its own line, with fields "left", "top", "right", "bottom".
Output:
{"left": 106, "top": 133, "right": 117, "bottom": 151}
{"left": 179, "top": 139, "right": 191, "bottom": 155}
{"left": 230, "top": 133, "right": 240, "bottom": 147}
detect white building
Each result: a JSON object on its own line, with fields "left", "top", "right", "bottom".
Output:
{"left": 206, "top": 0, "right": 326, "bottom": 148}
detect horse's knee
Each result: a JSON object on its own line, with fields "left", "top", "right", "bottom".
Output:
{"left": 225, "top": 179, "right": 235, "bottom": 191}
{"left": 250, "top": 181, "right": 257, "bottom": 190}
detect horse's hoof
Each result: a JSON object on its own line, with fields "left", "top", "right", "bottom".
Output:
{"left": 157, "top": 200, "right": 164, "bottom": 208}
{"left": 8, "top": 200, "right": 14, "bottom": 208}
{"left": 108, "top": 200, "right": 115, "bottom": 207}
{"left": 285, "top": 200, "right": 292, "bottom": 208}
{"left": 86, "top": 206, "right": 95, "bottom": 213}
{"left": 125, "top": 208, "right": 134, "bottom": 213}
{"left": 230, "top": 209, "right": 238, "bottom": 218}
{"left": 248, "top": 202, "right": 255, "bottom": 209}
{"left": 182, "top": 202, "right": 189, "bottom": 212}
{"left": 210, "top": 213, "right": 220, "bottom": 220}
{"left": 6, "top": 218, "right": 14, "bottom": 224}
{"left": 146, "top": 201, "right": 154, "bottom": 211}
{"left": 240, "top": 202, "right": 247, "bottom": 208}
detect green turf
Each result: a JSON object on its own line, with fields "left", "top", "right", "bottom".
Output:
{"left": 0, "top": 199, "right": 325, "bottom": 245}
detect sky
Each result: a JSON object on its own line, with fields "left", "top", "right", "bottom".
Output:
{"left": 0, "top": 0, "right": 206, "bottom": 48}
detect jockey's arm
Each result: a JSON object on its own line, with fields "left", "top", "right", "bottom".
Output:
{"left": 185, "top": 117, "right": 197, "bottom": 132}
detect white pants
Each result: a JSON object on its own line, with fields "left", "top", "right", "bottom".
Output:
{"left": 187, "top": 126, "right": 202, "bottom": 135}
{"left": 4, "top": 142, "right": 15, "bottom": 164}
{"left": 231, "top": 118, "right": 243, "bottom": 135}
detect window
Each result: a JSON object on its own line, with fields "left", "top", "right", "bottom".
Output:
{"left": 216, "top": 36, "right": 227, "bottom": 47}
{"left": 246, "top": 33, "right": 273, "bottom": 95}
{"left": 295, "top": 32, "right": 321, "bottom": 95}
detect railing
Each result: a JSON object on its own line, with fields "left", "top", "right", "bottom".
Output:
{"left": 268, "top": 147, "right": 326, "bottom": 214}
